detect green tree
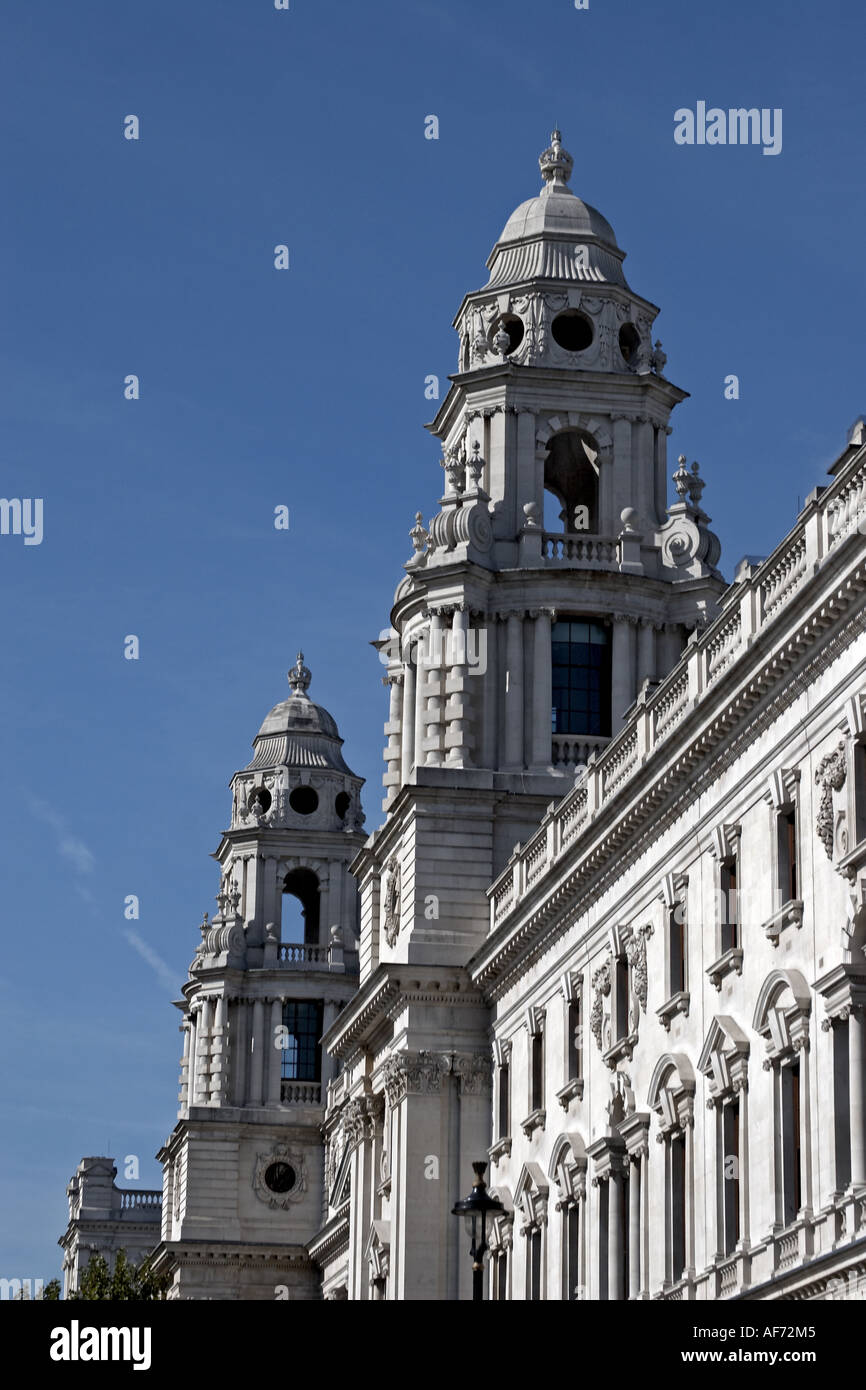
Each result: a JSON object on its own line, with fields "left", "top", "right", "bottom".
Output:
{"left": 71, "top": 1249, "right": 170, "bottom": 1301}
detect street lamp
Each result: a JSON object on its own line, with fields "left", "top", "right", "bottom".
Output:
{"left": 452, "top": 1161, "right": 505, "bottom": 1301}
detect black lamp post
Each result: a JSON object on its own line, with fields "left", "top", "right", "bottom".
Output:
{"left": 452, "top": 1161, "right": 505, "bottom": 1301}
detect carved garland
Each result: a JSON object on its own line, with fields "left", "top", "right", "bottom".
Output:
{"left": 590, "top": 960, "right": 612, "bottom": 1051}
{"left": 383, "top": 855, "right": 402, "bottom": 948}
{"left": 815, "top": 741, "right": 847, "bottom": 859}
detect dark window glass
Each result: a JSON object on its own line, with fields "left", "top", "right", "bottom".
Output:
{"left": 280, "top": 1001, "right": 323, "bottom": 1082}
{"left": 551, "top": 619, "right": 611, "bottom": 738}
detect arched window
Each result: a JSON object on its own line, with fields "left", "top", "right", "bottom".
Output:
{"left": 544, "top": 430, "right": 600, "bottom": 534}
{"left": 550, "top": 1135, "right": 587, "bottom": 1300}
{"left": 551, "top": 618, "right": 611, "bottom": 738}
{"left": 282, "top": 867, "right": 320, "bottom": 946}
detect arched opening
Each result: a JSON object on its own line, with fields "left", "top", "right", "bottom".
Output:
{"left": 490, "top": 313, "right": 524, "bottom": 354}
{"left": 544, "top": 430, "right": 599, "bottom": 534}
{"left": 335, "top": 791, "right": 351, "bottom": 821}
{"left": 282, "top": 867, "right": 320, "bottom": 946}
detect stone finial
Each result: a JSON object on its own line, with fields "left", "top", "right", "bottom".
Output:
{"left": 409, "top": 511, "right": 428, "bottom": 555}
{"left": 288, "top": 651, "right": 311, "bottom": 695}
{"left": 442, "top": 447, "right": 466, "bottom": 494}
{"left": 673, "top": 455, "right": 691, "bottom": 500}
{"left": 539, "top": 128, "right": 574, "bottom": 187}
{"left": 468, "top": 439, "right": 485, "bottom": 485}
{"left": 686, "top": 462, "right": 705, "bottom": 506}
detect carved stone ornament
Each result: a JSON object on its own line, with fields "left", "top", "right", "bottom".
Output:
{"left": 590, "top": 959, "right": 612, "bottom": 1052}
{"left": 625, "top": 924, "right": 653, "bottom": 1024}
{"left": 815, "top": 741, "right": 847, "bottom": 859}
{"left": 380, "top": 1051, "right": 446, "bottom": 1105}
{"left": 251, "top": 1142, "right": 307, "bottom": 1211}
{"left": 383, "top": 855, "right": 401, "bottom": 948}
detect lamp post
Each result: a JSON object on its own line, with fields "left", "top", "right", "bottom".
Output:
{"left": 452, "top": 1161, "right": 505, "bottom": 1301}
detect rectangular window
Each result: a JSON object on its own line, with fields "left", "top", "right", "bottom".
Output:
{"left": 722, "top": 1096, "right": 740, "bottom": 1255}
{"left": 668, "top": 904, "right": 687, "bottom": 997}
{"left": 280, "top": 1001, "right": 323, "bottom": 1082}
{"left": 778, "top": 807, "right": 798, "bottom": 903}
{"left": 670, "top": 1137, "right": 686, "bottom": 1282}
{"left": 855, "top": 742, "right": 866, "bottom": 845}
{"left": 497, "top": 1062, "right": 510, "bottom": 1139}
{"left": 611, "top": 956, "right": 630, "bottom": 1042}
{"left": 567, "top": 998, "right": 583, "bottom": 1081}
{"left": 530, "top": 1032, "right": 544, "bottom": 1112}
{"left": 527, "top": 1229, "right": 542, "bottom": 1301}
{"left": 781, "top": 1059, "right": 802, "bottom": 1225}
{"left": 720, "top": 857, "right": 739, "bottom": 952}
{"left": 551, "top": 619, "right": 611, "bottom": 738}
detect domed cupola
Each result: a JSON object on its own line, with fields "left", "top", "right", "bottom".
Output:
{"left": 454, "top": 129, "right": 666, "bottom": 377}
{"left": 229, "top": 654, "right": 364, "bottom": 835}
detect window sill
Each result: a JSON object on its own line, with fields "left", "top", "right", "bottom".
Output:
{"left": 656, "top": 992, "right": 690, "bottom": 1032}
{"left": 602, "top": 1033, "right": 638, "bottom": 1069}
{"left": 556, "top": 1077, "right": 585, "bottom": 1109}
{"left": 707, "top": 947, "right": 744, "bottom": 991}
{"left": 489, "top": 1136, "right": 512, "bottom": 1164}
{"left": 837, "top": 839, "right": 866, "bottom": 882}
{"left": 762, "top": 898, "right": 803, "bottom": 945}
{"left": 520, "top": 1108, "right": 547, "bottom": 1139}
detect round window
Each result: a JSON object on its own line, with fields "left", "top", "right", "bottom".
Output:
{"left": 551, "top": 311, "right": 593, "bottom": 352}
{"left": 289, "top": 785, "right": 319, "bottom": 816}
{"left": 264, "top": 1161, "right": 296, "bottom": 1194}
{"left": 490, "top": 314, "right": 524, "bottom": 354}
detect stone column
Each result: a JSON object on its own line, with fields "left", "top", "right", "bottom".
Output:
{"left": 444, "top": 606, "right": 471, "bottom": 768}
{"left": 637, "top": 618, "right": 656, "bottom": 689}
{"left": 850, "top": 1005, "right": 866, "bottom": 1187}
{"left": 480, "top": 618, "right": 497, "bottom": 771}
{"left": 383, "top": 673, "right": 403, "bottom": 807}
{"left": 267, "top": 998, "right": 283, "bottom": 1106}
{"left": 249, "top": 999, "right": 265, "bottom": 1107}
{"left": 210, "top": 996, "right": 228, "bottom": 1104}
{"left": 530, "top": 609, "right": 555, "bottom": 770}
{"left": 684, "top": 1111, "right": 696, "bottom": 1272}
{"left": 231, "top": 999, "right": 248, "bottom": 1106}
{"left": 321, "top": 1000, "right": 340, "bottom": 1095}
{"left": 611, "top": 615, "right": 635, "bottom": 732}
{"left": 798, "top": 1044, "right": 812, "bottom": 1213}
{"left": 195, "top": 998, "right": 212, "bottom": 1105}
{"left": 401, "top": 658, "right": 416, "bottom": 782}
{"left": 737, "top": 1082, "right": 750, "bottom": 1244}
{"left": 187, "top": 1011, "right": 198, "bottom": 1108}
{"left": 608, "top": 1169, "right": 624, "bottom": 1301}
{"left": 423, "top": 610, "right": 445, "bottom": 766}
{"left": 179, "top": 1018, "right": 192, "bottom": 1112}
{"left": 628, "top": 1154, "right": 641, "bottom": 1298}
{"left": 504, "top": 612, "right": 525, "bottom": 770}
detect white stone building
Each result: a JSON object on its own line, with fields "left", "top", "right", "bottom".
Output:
{"left": 64, "top": 131, "right": 866, "bottom": 1301}
{"left": 59, "top": 1158, "right": 162, "bottom": 1298}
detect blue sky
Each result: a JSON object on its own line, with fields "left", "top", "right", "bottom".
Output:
{"left": 1, "top": 0, "right": 864, "bottom": 1284}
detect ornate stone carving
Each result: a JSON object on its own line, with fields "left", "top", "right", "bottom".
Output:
{"left": 625, "top": 923, "right": 653, "bottom": 1026}
{"left": 380, "top": 1051, "right": 446, "bottom": 1105}
{"left": 590, "top": 959, "right": 612, "bottom": 1051}
{"left": 383, "top": 855, "right": 401, "bottom": 948}
{"left": 251, "top": 1142, "right": 307, "bottom": 1210}
{"left": 451, "top": 1052, "right": 493, "bottom": 1096}
{"left": 815, "top": 741, "right": 847, "bottom": 859}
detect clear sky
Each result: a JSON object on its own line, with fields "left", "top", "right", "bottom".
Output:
{"left": 1, "top": 0, "right": 864, "bottom": 1286}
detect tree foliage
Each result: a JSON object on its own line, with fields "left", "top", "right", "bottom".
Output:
{"left": 71, "top": 1249, "right": 170, "bottom": 1301}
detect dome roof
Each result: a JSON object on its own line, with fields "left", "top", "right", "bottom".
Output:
{"left": 484, "top": 130, "right": 628, "bottom": 289}
{"left": 245, "top": 653, "right": 357, "bottom": 775}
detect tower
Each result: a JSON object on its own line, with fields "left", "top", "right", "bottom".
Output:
{"left": 153, "top": 655, "right": 365, "bottom": 1299}
{"left": 317, "top": 132, "right": 728, "bottom": 1299}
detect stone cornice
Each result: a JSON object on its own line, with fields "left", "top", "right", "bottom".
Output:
{"left": 323, "top": 963, "right": 485, "bottom": 1059}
